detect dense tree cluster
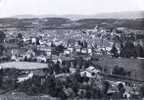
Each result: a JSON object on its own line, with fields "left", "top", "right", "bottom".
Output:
{"left": 111, "top": 41, "right": 144, "bottom": 58}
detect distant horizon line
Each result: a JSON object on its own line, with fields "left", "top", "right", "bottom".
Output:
{"left": 0, "top": 10, "right": 144, "bottom": 19}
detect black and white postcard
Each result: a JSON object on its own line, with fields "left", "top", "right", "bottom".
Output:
{"left": 0, "top": 0, "right": 144, "bottom": 99}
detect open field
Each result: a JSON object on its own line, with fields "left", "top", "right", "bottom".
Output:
{"left": 0, "top": 95, "right": 58, "bottom": 100}
{"left": 92, "top": 56, "right": 144, "bottom": 81}
{"left": 0, "top": 62, "right": 47, "bottom": 70}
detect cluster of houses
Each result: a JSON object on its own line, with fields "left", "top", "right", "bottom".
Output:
{"left": 1, "top": 25, "right": 144, "bottom": 63}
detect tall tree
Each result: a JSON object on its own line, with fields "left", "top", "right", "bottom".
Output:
{"left": 120, "top": 41, "right": 136, "bottom": 58}
{"left": 17, "top": 33, "right": 24, "bottom": 47}
{"left": 0, "top": 31, "right": 6, "bottom": 56}
{"left": 110, "top": 43, "right": 119, "bottom": 57}
{"left": 0, "top": 31, "right": 6, "bottom": 43}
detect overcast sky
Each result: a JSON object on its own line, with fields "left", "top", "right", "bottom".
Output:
{"left": 0, "top": 0, "right": 144, "bottom": 18}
